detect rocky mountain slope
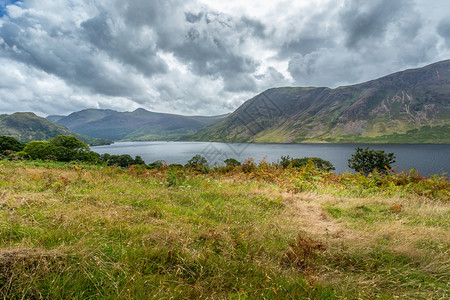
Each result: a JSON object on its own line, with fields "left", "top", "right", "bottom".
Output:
{"left": 48, "top": 108, "right": 228, "bottom": 141}
{"left": 0, "top": 112, "right": 111, "bottom": 145}
{"left": 190, "top": 60, "right": 450, "bottom": 143}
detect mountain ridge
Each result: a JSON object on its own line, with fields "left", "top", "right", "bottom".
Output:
{"left": 48, "top": 108, "right": 229, "bottom": 141}
{"left": 188, "top": 59, "right": 450, "bottom": 143}
{"left": 0, "top": 112, "right": 112, "bottom": 146}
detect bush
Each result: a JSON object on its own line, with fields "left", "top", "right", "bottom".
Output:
{"left": 241, "top": 158, "right": 257, "bottom": 173}
{"left": 49, "top": 135, "right": 89, "bottom": 151}
{"left": 280, "top": 155, "right": 292, "bottom": 169}
{"left": 186, "top": 155, "right": 209, "bottom": 173}
{"left": 22, "top": 137, "right": 99, "bottom": 163}
{"left": 103, "top": 154, "right": 135, "bottom": 168}
{"left": 100, "top": 153, "right": 146, "bottom": 168}
{"left": 75, "top": 150, "right": 101, "bottom": 164}
{"left": 224, "top": 158, "right": 241, "bottom": 167}
{"left": 280, "top": 156, "right": 335, "bottom": 171}
{"left": 186, "top": 155, "right": 208, "bottom": 167}
{"left": 148, "top": 160, "right": 164, "bottom": 169}
{"left": 134, "top": 156, "right": 146, "bottom": 165}
{"left": 292, "top": 157, "right": 335, "bottom": 171}
{"left": 348, "top": 147, "right": 396, "bottom": 175}
{"left": 0, "top": 136, "right": 25, "bottom": 152}
{"left": 22, "top": 141, "right": 73, "bottom": 161}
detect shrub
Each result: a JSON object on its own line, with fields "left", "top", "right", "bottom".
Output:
{"left": 74, "top": 150, "right": 101, "bottom": 164}
{"left": 280, "top": 156, "right": 335, "bottom": 171}
{"left": 348, "top": 147, "right": 396, "bottom": 175}
{"left": 148, "top": 160, "right": 164, "bottom": 169}
{"left": 23, "top": 141, "right": 73, "bottom": 161}
{"left": 22, "top": 137, "right": 99, "bottom": 163}
{"left": 99, "top": 154, "right": 146, "bottom": 168}
{"left": 103, "top": 154, "right": 135, "bottom": 168}
{"left": 49, "top": 135, "right": 89, "bottom": 151}
{"left": 166, "top": 169, "right": 180, "bottom": 187}
{"left": 0, "top": 136, "right": 25, "bottom": 152}
{"left": 100, "top": 153, "right": 112, "bottom": 163}
{"left": 168, "top": 164, "right": 183, "bottom": 169}
{"left": 241, "top": 158, "right": 257, "bottom": 173}
{"left": 134, "top": 156, "right": 146, "bottom": 165}
{"left": 186, "top": 155, "right": 210, "bottom": 173}
{"left": 224, "top": 158, "right": 241, "bottom": 167}
{"left": 186, "top": 154, "right": 208, "bottom": 168}
{"left": 292, "top": 157, "right": 335, "bottom": 171}
{"left": 280, "top": 155, "right": 292, "bottom": 169}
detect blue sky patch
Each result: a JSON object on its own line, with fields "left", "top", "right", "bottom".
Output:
{"left": 0, "top": 0, "right": 21, "bottom": 17}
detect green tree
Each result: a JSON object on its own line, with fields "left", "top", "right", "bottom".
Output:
{"left": 291, "top": 157, "right": 335, "bottom": 172}
{"left": 75, "top": 150, "right": 101, "bottom": 164}
{"left": 22, "top": 141, "right": 72, "bottom": 161}
{"left": 0, "top": 136, "right": 25, "bottom": 152}
{"left": 348, "top": 147, "right": 396, "bottom": 175}
{"left": 279, "top": 156, "right": 335, "bottom": 171}
{"left": 186, "top": 154, "right": 208, "bottom": 168}
{"left": 279, "top": 155, "right": 293, "bottom": 169}
{"left": 186, "top": 154, "right": 209, "bottom": 173}
{"left": 148, "top": 160, "right": 164, "bottom": 169}
{"left": 102, "top": 154, "right": 136, "bottom": 168}
{"left": 224, "top": 158, "right": 241, "bottom": 167}
{"left": 134, "top": 156, "right": 146, "bottom": 165}
{"left": 49, "top": 135, "right": 89, "bottom": 151}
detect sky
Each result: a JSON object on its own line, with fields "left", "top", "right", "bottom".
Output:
{"left": 0, "top": 0, "right": 449, "bottom": 117}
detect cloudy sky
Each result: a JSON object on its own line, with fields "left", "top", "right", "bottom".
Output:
{"left": 0, "top": 0, "right": 449, "bottom": 116}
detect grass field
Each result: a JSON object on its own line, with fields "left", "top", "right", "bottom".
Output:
{"left": 0, "top": 160, "right": 448, "bottom": 299}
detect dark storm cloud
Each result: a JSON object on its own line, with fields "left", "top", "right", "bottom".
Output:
{"left": 279, "top": 37, "right": 334, "bottom": 58}
{"left": 81, "top": 13, "right": 168, "bottom": 77}
{"left": 172, "top": 26, "right": 257, "bottom": 76}
{"left": 223, "top": 73, "right": 257, "bottom": 92}
{"left": 340, "top": 0, "right": 414, "bottom": 48}
{"left": 437, "top": 19, "right": 450, "bottom": 47}
{"left": 123, "top": 0, "right": 184, "bottom": 28}
{"left": 0, "top": 5, "right": 148, "bottom": 97}
{"left": 284, "top": 0, "right": 443, "bottom": 87}
{"left": 167, "top": 11, "right": 260, "bottom": 92}
{"left": 116, "top": 0, "right": 260, "bottom": 92}
{"left": 238, "top": 16, "right": 267, "bottom": 39}
{"left": 185, "top": 12, "right": 204, "bottom": 23}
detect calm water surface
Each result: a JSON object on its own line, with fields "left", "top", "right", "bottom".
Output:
{"left": 92, "top": 142, "right": 450, "bottom": 176}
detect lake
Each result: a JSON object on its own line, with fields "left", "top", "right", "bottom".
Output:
{"left": 92, "top": 142, "right": 450, "bottom": 176}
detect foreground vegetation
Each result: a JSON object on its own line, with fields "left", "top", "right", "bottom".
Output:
{"left": 0, "top": 157, "right": 448, "bottom": 299}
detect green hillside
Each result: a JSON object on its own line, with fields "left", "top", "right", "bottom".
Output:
{"left": 48, "top": 108, "right": 229, "bottom": 141}
{"left": 189, "top": 60, "right": 450, "bottom": 143}
{"left": 0, "top": 112, "right": 111, "bottom": 146}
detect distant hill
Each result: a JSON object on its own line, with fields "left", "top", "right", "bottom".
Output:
{"left": 48, "top": 108, "right": 229, "bottom": 141}
{"left": 45, "top": 115, "right": 66, "bottom": 123}
{"left": 189, "top": 60, "right": 450, "bottom": 143}
{"left": 0, "top": 112, "right": 112, "bottom": 146}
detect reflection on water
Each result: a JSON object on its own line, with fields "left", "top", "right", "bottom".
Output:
{"left": 92, "top": 141, "right": 450, "bottom": 176}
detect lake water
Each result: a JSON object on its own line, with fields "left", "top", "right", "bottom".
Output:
{"left": 92, "top": 141, "right": 450, "bottom": 176}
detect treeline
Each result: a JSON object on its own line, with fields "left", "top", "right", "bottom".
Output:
{"left": 1, "top": 135, "right": 397, "bottom": 175}
{"left": 0, "top": 135, "right": 145, "bottom": 168}
{"left": 1, "top": 135, "right": 337, "bottom": 172}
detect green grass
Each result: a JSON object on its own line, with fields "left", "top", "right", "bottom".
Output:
{"left": 0, "top": 160, "right": 448, "bottom": 299}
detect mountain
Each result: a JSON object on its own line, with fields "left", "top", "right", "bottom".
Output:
{"left": 49, "top": 108, "right": 229, "bottom": 141}
{"left": 190, "top": 60, "right": 450, "bottom": 143}
{"left": 45, "top": 115, "right": 66, "bottom": 123}
{"left": 0, "top": 112, "right": 112, "bottom": 146}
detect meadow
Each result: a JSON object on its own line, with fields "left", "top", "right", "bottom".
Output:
{"left": 0, "top": 159, "right": 448, "bottom": 299}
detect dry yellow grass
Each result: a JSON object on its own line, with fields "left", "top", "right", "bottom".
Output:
{"left": 0, "top": 160, "right": 448, "bottom": 299}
